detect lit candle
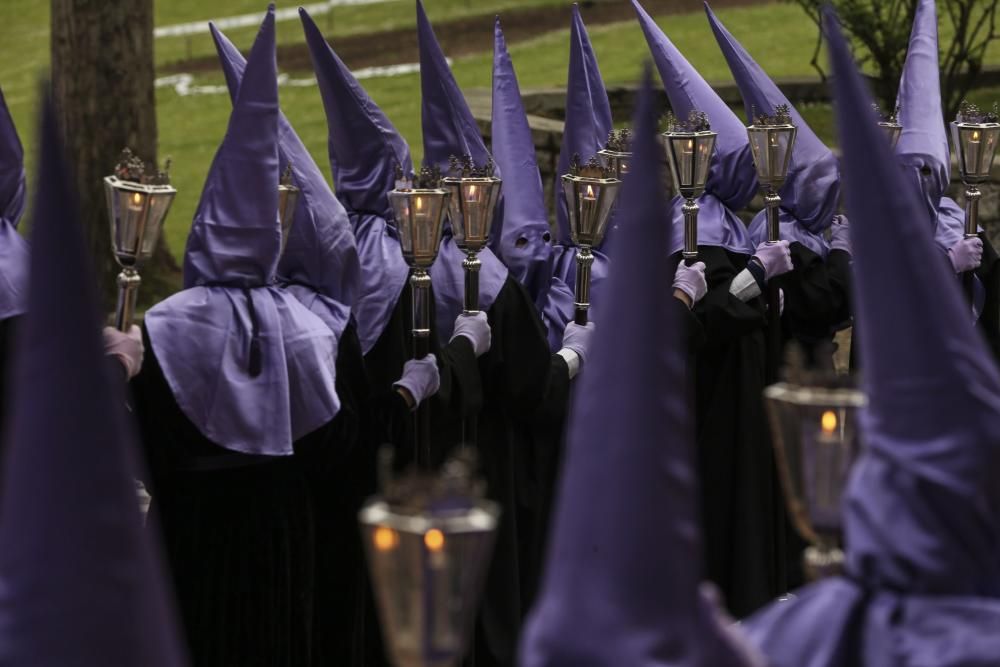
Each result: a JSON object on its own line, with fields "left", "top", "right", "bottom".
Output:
{"left": 128, "top": 191, "right": 144, "bottom": 214}
{"left": 580, "top": 183, "right": 598, "bottom": 241}
{"left": 968, "top": 129, "right": 982, "bottom": 174}
{"left": 682, "top": 139, "right": 694, "bottom": 186}
{"left": 465, "top": 183, "right": 478, "bottom": 203}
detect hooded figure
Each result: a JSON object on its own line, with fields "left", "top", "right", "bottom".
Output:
{"left": 521, "top": 68, "right": 764, "bottom": 667}
{"left": 131, "top": 9, "right": 352, "bottom": 665}
{"left": 210, "top": 21, "right": 375, "bottom": 667}
{"left": 416, "top": 0, "right": 509, "bottom": 342}
{"left": 743, "top": 11, "right": 1000, "bottom": 666}
{"left": 0, "top": 89, "right": 188, "bottom": 667}
{"left": 0, "top": 88, "right": 29, "bottom": 326}
{"left": 896, "top": 0, "right": 1000, "bottom": 357}
{"left": 550, "top": 5, "right": 614, "bottom": 315}
{"left": 418, "top": 5, "right": 595, "bottom": 664}
{"left": 491, "top": 17, "right": 575, "bottom": 352}
{"left": 302, "top": 6, "right": 488, "bottom": 481}
{"left": 706, "top": 3, "right": 853, "bottom": 370}
{"left": 634, "top": 0, "right": 794, "bottom": 615}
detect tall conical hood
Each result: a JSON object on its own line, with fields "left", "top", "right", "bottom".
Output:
{"left": 147, "top": 6, "right": 340, "bottom": 457}
{"left": 554, "top": 4, "right": 613, "bottom": 246}
{"left": 301, "top": 8, "right": 412, "bottom": 222}
{"left": 210, "top": 21, "right": 359, "bottom": 338}
{"left": 492, "top": 17, "right": 574, "bottom": 347}
{"left": 633, "top": 0, "right": 757, "bottom": 211}
{"left": 520, "top": 70, "right": 759, "bottom": 667}
{"left": 829, "top": 5, "right": 1000, "bottom": 594}
{"left": 416, "top": 0, "right": 508, "bottom": 340}
{"left": 706, "top": 2, "right": 839, "bottom": 235}
{"left": 0, "top": 87, "right": 25, "bottom": 225}
{"left": 0, "top": 91, "right": 187, "bottom": 666}
{"left": 301, "top": 7, "right": 411, "bottom": 354}
{"left": 0, "top": 86, "right": 30, "bottom": 321}
{"left": 417, "top": 0, "right": 492, "bottom": 172}
{"left": 184, "top": 5, "right": 280, "bottom": 288}
{"left": 896, "top": 0, "right": 951, "bottom": 208}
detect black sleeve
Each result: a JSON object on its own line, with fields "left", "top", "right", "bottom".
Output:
{"left": 433, "top": 335, "right": 483, "bottom": 421}
{"left": 673, "top": 297, "right": 707, "bottom": 354}
{"left": 691, "top": 246, "right": 767, "bottom": 349}
{"left": 481, "top": 279, "right": 558, "bottom": 420}
{"left": 776, "top": 243, "right": 852, "bottom": 341}
{"left": 827, "top": 248, "right": 854, "bottom": 327}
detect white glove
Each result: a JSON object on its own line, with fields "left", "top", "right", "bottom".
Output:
{"left": 393, "top": 354, "right": 440, "bottom": 410}
{"left": 672, "top": 261, "right": 708, "bottom": 307}
{"left": 451, "top": 312, "right": 491, "bottom": 357}
{"left": 103, "top": 325, "right": 144, "bottom": 380}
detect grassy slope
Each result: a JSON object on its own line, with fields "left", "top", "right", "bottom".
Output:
{"left": 3, "top": 0, "right": 1000, "bottom": 257}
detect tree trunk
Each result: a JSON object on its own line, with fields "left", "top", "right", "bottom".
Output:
{"left": 50, "top": 0, "right": 179, "bottom": 315}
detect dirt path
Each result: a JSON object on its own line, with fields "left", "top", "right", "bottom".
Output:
{"left": 163, "top": 0, "right": 770, "bottom": 74}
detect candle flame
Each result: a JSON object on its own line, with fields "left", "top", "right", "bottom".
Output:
{"left": 468, "top": 184, "right": 477, "bottom": 197}
{"left": 821, "top": 410, "right": 838, "bottom": 435}
{"left": 973, "top": 130, "right": 981, "bottom": 142}
{"left": 424, "top": 528, "right": 445, "bottom": 552}
{"left": 132, "top": 192, "right": 143, "bottom": 205}
{"left": 373, "top": 526, "right": 398, "bottom": 552}
{"left": 415, "top": 195, "right": 424, "bottom": 212}
{"left": 687, "top": 139, "right": 694, "bottom": 151}
{"left": 584, "top": 184, "right": 596, "bottom": 199}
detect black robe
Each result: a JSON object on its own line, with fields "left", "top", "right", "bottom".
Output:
{"left": 130, "top": 324, "right": 363, "bottom": 667}
{"left": 362, "top": 274, "right": 576, "bottom": 667}
{"left": 688, "top": 245, "right": 784, "bottom": 618}
{"left": 354, "top": 280, "right": 485, "bottom": 667}
{"left": 772, "top": 244, "right": 853, "bottom": 374}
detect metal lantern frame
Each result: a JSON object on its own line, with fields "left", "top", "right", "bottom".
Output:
{"left": 561, "top": 157, "right": 621, "bottom": 325}
{"left": 597, "top": 128, "right": 634, "bottom": 180}
{"left": 360, "top": 453, "right": 500, "bottom": 667}
{"left": 764, "top": 377, "right": 867, "bottom": 580}
{"left": 104, "top": 171, "right": 176, "bottom": 331}
{"left": 662, "top": 128, "right": 717, "bottom": 262}
{"left": 878, "top": 120, "right": 903, "bottom": 150}
{"left": 442, "top": 156, "right": 502, "bottom": 315}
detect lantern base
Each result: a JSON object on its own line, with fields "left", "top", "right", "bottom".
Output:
{"left": 803, "top": 542, "right": 845, "bottom": 581}
{"left": 115, "top": 267, "right": 142, "bottom": 332}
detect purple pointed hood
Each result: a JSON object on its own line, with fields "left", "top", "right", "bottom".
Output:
{"left": 520, "top": 70, "right": 761, "bottom": 667}
{"left": 744, "top": 11, "right": 1000, "bottom": 664}
{"left": 897, "top": 0, "right": 951, "bottom": 213}
{"left": 706, "top": 2, "right": 837, "bottom": 255}
{"left": 492, "top": 17, "right": 574, "bottom": 350}
{"left": 554, "top": 4, "right": 614, "bottom": 247}
{"left": 416, "top": 0, "right": 508, "bottom": 339}
{"left": 0, "top": 91, "right": 187, "bottom": 666}
{"left": 0, "top": 87, "right": 30, "bottom": 320}
{"left": 633, "top": 0, "right": 755, "bottom": 255}
{"left": 146, "top": 6, "right": 340, "bottom": 457}
{"left": 210, "top": 21, "right": 359, "bottom": 340}
{"left": 301, "top": 8, "right": 411, "bottom": 354}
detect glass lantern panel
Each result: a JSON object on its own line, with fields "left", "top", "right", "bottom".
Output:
{"left": 142, "top": 190, "right": 175, "bottom": 257}
{"left": 666, "top": 135, "right": 697, "bottom": 189}
{"left": 749, "top": 126, "right": 797, "bottom": 186}
{"left": 390, "top": 190, "right": 449, "bottom": 269}
{"left": 447, "top": 178, "right": 501, "bottom": 251}
{"left": 562, "top": 178, "right": 620, "bottom": 247}
{"left": 693, "top": 134, "right": 716, "bottom": 190}
{"left": 765, "top": 387, "right": 863, "bottom": 543}
{"left": 958, "top": 125, "right": 1000, "bottom": 179}
{"left": 361, "top": 508, "right": 497, "bottom": 667}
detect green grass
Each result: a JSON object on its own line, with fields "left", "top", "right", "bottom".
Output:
{"left": 5, "top": 0, "right": 1000, "bottom": 259}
